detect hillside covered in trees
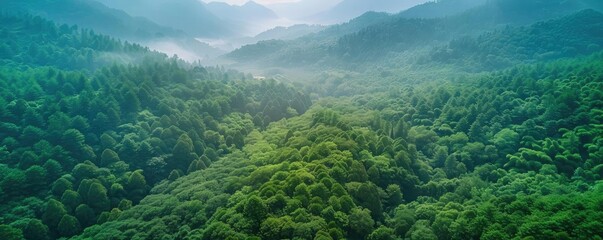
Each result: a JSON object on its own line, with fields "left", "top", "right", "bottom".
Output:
{"left": 1, "top": 0, "right": 602, "bottom": 239}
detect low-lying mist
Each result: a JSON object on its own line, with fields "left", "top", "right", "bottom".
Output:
{"left": 145, "top": 41, "right": 206, "bottom": 62}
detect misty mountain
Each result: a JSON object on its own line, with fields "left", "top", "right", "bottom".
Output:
{"left": 97, "top": 0, "right": 234, "bottom": 37}
{"left": 227, "top": 0, "right": 603, "bottom": 68}
{"left": 254, "top": 24, "right": 327, "bottom": 41}
{"left": 206, "top": 1, "right": 278, "bottom": 22}
{"left": 4, "top": 0, "right": 182, "bottom": 41}
{"left": 266, "top": 0, "right": 342, "bottom": 20}
{"left": 399, "top": 0, "right": 488, "bottom": 19}
{"left": 3, "top": 0, "right": 225, "bottom": 61}
{"left": 311, "top": 0, "right": 430, "bottom": 24}
{"left": 225, "top": 11, "right": 392, "bottom": 64}
{"left": 332, "top": 0, "right": 603, "bottom": 60}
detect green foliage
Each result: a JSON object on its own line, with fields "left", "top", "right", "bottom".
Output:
{"left": 100, "top": 149, "right": 120, "bottom": 167}
{"left": 42, "top": 199, "right": 67, "bottom": 228}
{"left": 57, "top": 215, "right": 81, "bottom": 237}
{"left": 23, "top": 219, "right": 49, "bottom": 240}
{"left": 86, "top": 183, "right": 110, "bottom": 212}
{"left": 244, "top": 196, "right": 268, "bottom": 228}
{"left": 2, "top": 6, "right": 603, "bottom": 240}
{"left": 349, "top": 207, "right": 375, "bottom": 238}
{"left": 0, "top": 224, "right": 24, "bottom": 240}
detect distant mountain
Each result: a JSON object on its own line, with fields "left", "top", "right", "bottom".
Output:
{"left": 254, "top": 24, "right": 327, "bottom": 41}
{"left": 311, "top": 0, "right": 430, "bottom": 24}
{"left": 399, "top": 0, "right": 488, "bottom": 19}
{"left": 206, "top": 1, "right": 278, "bottom": 22}
{"left": 204, "top": 1, "right": 281, "bottom": 36}
{"left": 226, "top": 0, "right": 603, "bottom": 68}
{"left": 266, "top": 0, "right": 342, "bottom": 20}
{"left": 4, "top": 0, "right": 225, "bottom": 61}
{"left": 4, "top": 0, "right": 182, "bottom": 41}
{"left": 97, "top": 0, "right": 234, "bottom": 37}
{"left": 225, "top": 11, "right": 394, "bottom": 65}
{"left": 400, "top": 0, "right": 603, "bottom": 21}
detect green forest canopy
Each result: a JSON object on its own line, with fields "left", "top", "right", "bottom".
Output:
{"left": 0, "top": 3, "right": 602, "bottom": 240}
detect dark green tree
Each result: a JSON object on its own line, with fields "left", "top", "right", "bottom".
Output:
{"left": 86, "top": 183, "right": 110, "bottom": 212}
{"left": 57, "top": 215, "right": 81, "bottom": 237}
{"left": 43, "top": 199, "right": 67, "bottom": 228}
{"left": 349, "top": 207, "right": 375, "bottom": 238}
{"left": 100, "top": 149, "right": 120, "bottom": 167}
{"left": 0, "top": 225, "right": 23, "bottom": 240}
{"left": 23, "top": 219, "right": 49, "bottom": 240}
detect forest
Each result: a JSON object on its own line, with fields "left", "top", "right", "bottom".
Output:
{"left": 1, "top": 0, "right": 602, "bottom": 239}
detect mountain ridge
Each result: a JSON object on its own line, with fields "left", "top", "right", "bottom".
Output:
{"left": 310, "top": 0, "right": 430, "bottom": 24}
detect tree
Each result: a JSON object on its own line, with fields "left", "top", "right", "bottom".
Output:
{"left": 72, "top": 162, "right": 98, "bottom": 180}
{"left": 43, "top": 199, "right": 67, "bottom": 228}
{"left": 0, "top": 225, "right": 23, "bottom": 240}
{"left": 349, "top": 207, "right": 375, "bottom": 238}
{"left": 349, "top": 161, "right": 368, "bottom": 182}
{"left": 1, "top": 170, "right": 26, "bottom": 199}
{"left": 75, "top": 204, "right": 96, "bottom": 227}
{"left": 19, "top": 151, "right": 39, "bottom": 169}
{"left": 172, "top": 133, "right": 195, "bottom": 170}
{"left": 491, "top": 128, "right": 519, "bottom": 156}
{"left": 391, "top": 207, "right": 415, "bottom": 236}
{"left": 350, "top": 182, "right": 383, "bottom": 220}
{"left": 87, "top": 182, "right": 110, "bottom": 212}
{"left": 168, "top": 170, "right": 181, "bottom": 181}
{"left": 260, "top": 217, "right": 294, "bottom": 239}
{"left": 23, "top": 219, "right": 49, "bottom": 240}
{"left": 100, "top": 133, "right": 117, "bottom": 149}
{"left": 61, "top": 129, "right": 85, "bottom": 152}
{"left": 127, "top": 170, "right": 148, "bottom": 203}
{"left": 100, "top": 149, "right": 120, "bottom": 166}
{"left": 57, "top": 215, "right": 81, "bottom": 237}
{"left": 122, "top": 89, "right": 141, "bottom": 113}
{"left": 244, "top": 196, "right": 268, "bottom": 230}
{"left": 407, "top": 220, "right": 437, "bottom": 240}
{"left": 368, "top": 226, "right": 398, "bottom": 240}
{"left": 43, "top": 159, "right": 63, "bottom": 181}
{"left": 386, "top": 184, "right": 404, "bottom": 208}
{"left": 187, "top": 160, "right": 205, "bottom": 174}
{"left": 25, "top": 165, "right": 47, "bottom": 193}
{"left": 61, "top": 190, "right": 82, "bottom": 212}
{"left": 51, "top": 178, "right": 73, "bottom": 196}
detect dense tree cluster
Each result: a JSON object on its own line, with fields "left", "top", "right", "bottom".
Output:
{"left": 0, "top": 14, "right": 310, "bottom": 239}
{"left": 431, "top": 10, "right": 603, "bottom": 71}
{"left": 0, "top": 14, "right": 152, "bottom": 70}
{"left": 75, "top": 54, "right": 603, "bottom": 239}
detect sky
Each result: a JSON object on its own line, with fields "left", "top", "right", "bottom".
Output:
{"left": 202, "top": 0, "right": 299, "bottom": 5}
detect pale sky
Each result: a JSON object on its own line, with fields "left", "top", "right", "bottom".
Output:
{"left": 202, "top": 0, "right": 300, "bottom": 5}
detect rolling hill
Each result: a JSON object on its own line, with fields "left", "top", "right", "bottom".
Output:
{"left": 226, "top": 0, "right": 603, "bottom": 68}
{"left": 310, "top": 0, "right": 430, "bottom": 24}
{"left": 97, "top": 0, "right": 234, "bottom": 37}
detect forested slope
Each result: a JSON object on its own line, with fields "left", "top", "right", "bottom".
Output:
{"left": 3, "top": 0, "right": 183, "bottom": 42}
{"left": 227, "top": 0, "right": 603, "bottom": 69}
{"left": 74, "top": 52, "right": 603, "bottom": 239}
{"left": 0, "top": 14, "right": 310, "bottom": 239}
